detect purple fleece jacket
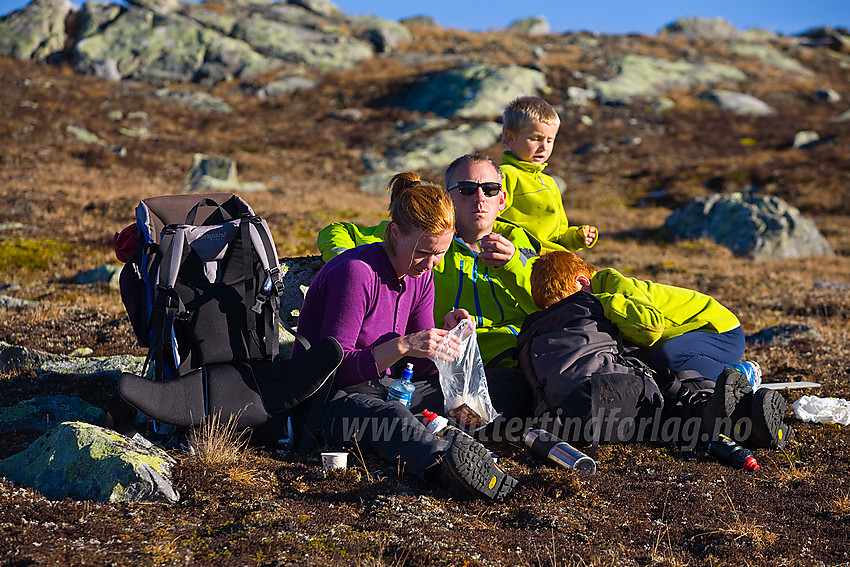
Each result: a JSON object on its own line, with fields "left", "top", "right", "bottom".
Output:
{"left": 293, "top": 243, "right": 436, "bottom": 388}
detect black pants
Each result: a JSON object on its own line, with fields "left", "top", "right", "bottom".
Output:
{"left": 320, "top": 367, "right": 533, "bottom": 479}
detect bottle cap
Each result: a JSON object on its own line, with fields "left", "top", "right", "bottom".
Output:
{"left": 743, "top": 455, "right": 760, "bottom": 472}
{"left": 422, "top": 409, "right": 437, "bottom": 425}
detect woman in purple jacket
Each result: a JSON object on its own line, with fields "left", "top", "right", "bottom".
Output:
{"left": 294, "top": 172, "right": 517, "bottom": 501}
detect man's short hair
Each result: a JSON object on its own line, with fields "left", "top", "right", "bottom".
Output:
{"left": 445, "top": 153, "right": 502, "bottom": 187}
{"left": 531, "top": 251, "right": 596, "bottom": 310}
{"left": 502, "top": 96, "right": 561, "bottom": 138}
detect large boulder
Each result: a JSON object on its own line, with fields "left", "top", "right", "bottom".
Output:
{"left": 0, "top": 0, "right": 74, "bottom": 60}
{"left": 0, "top": 421, "right": 179, "bottom": 503}
{"left": 72, "top": 7, "right": 209, "bottom": 83}
{"left": 663, "top": 193, "right": 834, "bottom": 259}
{"left": 230, "top": 14, "right": 373, "bottom": 71}
{"left": 399, "top": 63, "right": 548, "bottom": 119}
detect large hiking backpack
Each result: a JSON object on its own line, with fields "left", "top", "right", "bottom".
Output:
{"left": 516, "top": 291, "right": 663, "bottom": 447}
{"left": 115, "top": 193, "right": 342, "bottom": 446}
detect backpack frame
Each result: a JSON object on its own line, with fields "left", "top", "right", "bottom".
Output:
{"left": 117, "top": 193, "right": 342, "bottom": 448}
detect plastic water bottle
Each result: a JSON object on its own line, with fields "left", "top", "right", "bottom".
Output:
{"left": 523, "top": 428, "right": 597, "bottom": 475}
{"left": 422, "top": 409, "right": 450, "bottom": 435}
{"left": 731, "top": 361, "right": 762, "bottom": 391}
{"left": 387, "top": 362, "right": 415, "bottom": 408}
{"left": 707, "top": 434, "right": 760, "bottom": 471}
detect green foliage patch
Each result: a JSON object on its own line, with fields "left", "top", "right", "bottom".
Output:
{"left": 0, "top": 238, "right": 73, "bottom": 271}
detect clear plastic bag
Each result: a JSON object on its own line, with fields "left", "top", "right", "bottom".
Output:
{"left": 429, "top": 319, "right": 499, "bottom": 432}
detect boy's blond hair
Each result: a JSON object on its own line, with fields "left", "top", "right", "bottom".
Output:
{"left": 502, "top": 96, "right": 561, "bottom": 140}
{"left": 531, "top": 251, "right": 596, "bottom": 310}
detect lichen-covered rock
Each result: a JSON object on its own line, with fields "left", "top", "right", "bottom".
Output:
{"left": 231, "top": 15, "right": 373, "bottom": 71}
{"left": 729, "top": 42, "right": 812, "bottom": 74}
{"left": 0, "top": 421, "right": 179, "bottom": 502}
{"left": 589, "top": 55, "right": 746, "bottom": 105}
{"left": 0, "top": 0, "right": 74, "bottom": 60}
{"left": 383, "top": 122, "right": 502, "bottom": 175}
{"left": 72, "top": 7, "right": 207, "bottom": 82}
{"left": 0, "top": 395, "right": 107, "bottom": 435}
{"left": 400, "top": 64, "right": 547, "bottom": 119}
{"left": 39, "top": 353, "right": 145, "bottom": 379}
{"left": 663, "top": 193, "right": 834, "bottom": 259}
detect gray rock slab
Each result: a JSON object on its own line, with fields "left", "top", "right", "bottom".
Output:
{"left": 699, "top": 90, "right": 775, "bottom": 116}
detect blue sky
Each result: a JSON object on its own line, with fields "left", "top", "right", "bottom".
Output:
{"left": 1, "top": 0, "right": 846, "bottom": 36}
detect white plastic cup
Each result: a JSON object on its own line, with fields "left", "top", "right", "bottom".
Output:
{"left": 321, "top": 451, "right": 349, "bottom": 470}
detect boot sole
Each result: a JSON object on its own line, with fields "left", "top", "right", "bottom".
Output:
{"left": 445, "top": 430, "right": 517, "bottom": 502}
{"left": 701, "top": 367, "right": 752, "bottom": 441}
{"left": 749, "top": 389, "right": 794, "bottom": 448}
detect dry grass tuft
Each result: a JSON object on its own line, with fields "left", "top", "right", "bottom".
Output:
{"left": 829, "top": 490, "right": 850, "bottom": 520}
{"left": 188, "top": 410, "right": 267, "bottom": 488}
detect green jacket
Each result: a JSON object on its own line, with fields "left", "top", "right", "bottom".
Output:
{"left": 316, "top": 219, "right": 541, "bottom": 365}
{"left": 499, "top": 151, "right": 598, "bottom": 252}
{"left": 591, "top": 268, "right": 741, "bottom": 348}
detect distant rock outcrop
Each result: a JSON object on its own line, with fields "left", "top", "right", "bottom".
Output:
{"left": 663, "top": 193, "right": 834, "bottom": 259}
{"left": 0, "top": 0, "right": 397, "bottom": 85}
{"left": 589, "top": 54, "right": 746, "bottom": 105}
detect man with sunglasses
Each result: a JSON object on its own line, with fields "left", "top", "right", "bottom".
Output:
{"left": 317, "top": 154, "right": 541, "bottom": 419}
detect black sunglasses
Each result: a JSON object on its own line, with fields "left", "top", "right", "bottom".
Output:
{"left": 448, "top": 181, "right": 503, "bottom": 197}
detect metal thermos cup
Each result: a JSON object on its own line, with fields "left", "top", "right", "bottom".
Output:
{"left": 523, "top": 428, "right": 597, "bottom": 475}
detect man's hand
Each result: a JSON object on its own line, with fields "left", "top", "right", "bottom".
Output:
{"left": 478, "top": 233, "right": 515, "bottom": 268}
{"left": 444, "top": 308, "right": 474, "bottom": 330}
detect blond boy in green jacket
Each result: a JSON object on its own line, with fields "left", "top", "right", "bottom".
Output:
{"left": 500, "top": 96, "right": 598, "bottom": 252}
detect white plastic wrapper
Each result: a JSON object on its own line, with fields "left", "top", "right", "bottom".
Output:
{"left": 428, "top": 319, "right": 499, "bottom": 431}
{"left": 792, "top": 395, "right": 850, "bottom": 426}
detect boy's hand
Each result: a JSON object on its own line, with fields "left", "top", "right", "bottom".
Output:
{"left": 578, "top": 225, "right": 598, "bottom": 247}
{"left": 478, "top": 233, "right": 515, "bottom": 268}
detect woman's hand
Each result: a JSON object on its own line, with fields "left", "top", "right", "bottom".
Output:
{"left": 372, "top": 327, "right": 463, "bottom": 371}
{"left": 400, "top": 328, "right": 462, "bottom": 361}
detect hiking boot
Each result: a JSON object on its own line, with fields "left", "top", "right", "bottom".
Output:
{"left": 439, "top": 429, "right": 517, "bottom": 502}
{"left": 699, "top": 367, "right": 753, "bottom": 442}
{"left": 746, "top": 388, "right": 794, "bottom": 449}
